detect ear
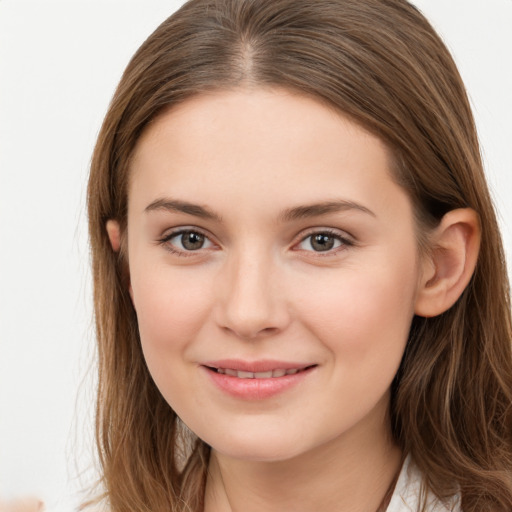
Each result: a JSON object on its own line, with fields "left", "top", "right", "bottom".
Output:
{"left": 106, "top": 219, "right": 121, "bottom": 252}
{"left": 414, "top": 208, "right": 480, "bottom": 318}
{"left": 105, "top": 219, "right": 135, "bottom": 303}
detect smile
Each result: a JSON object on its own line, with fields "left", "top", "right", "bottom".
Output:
{"left": 209, "top": 367, "right": 307, "bottom": 379}
{"left": 202, "top": 362, "right": 317, "bottom": 400}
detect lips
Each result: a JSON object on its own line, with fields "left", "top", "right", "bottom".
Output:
{"left": 209, "top": 367, "right": 304, "bottom": 378}
{"left": 203, "top": 359, "right": 313, "bottom": 376}
{"left": 201, "top": 360, "right": 316, "bottom": 399}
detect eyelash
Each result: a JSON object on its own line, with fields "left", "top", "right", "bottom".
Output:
{"left": 295, "top": 228, "right": 354, "bottom": 256}
{"left": 157, "top": 228, "right": 215, "bottom": 257}
{"left": 157, "top": 227, "right": 354, "bottom": 257}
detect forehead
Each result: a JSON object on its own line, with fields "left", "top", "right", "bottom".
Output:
{"left": 127, "top": 87, "right": 409, "bottom": 223}
{"left": 130, "top": 88, "right": 392, "bottom": 170}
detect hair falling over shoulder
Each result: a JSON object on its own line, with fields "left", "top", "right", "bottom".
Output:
{"left": 86, "top": 0, "right": 512, "bottom": 510}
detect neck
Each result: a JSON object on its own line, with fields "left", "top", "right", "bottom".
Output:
{"left": 204, "top": 399, "right": 402, "bottom": 512}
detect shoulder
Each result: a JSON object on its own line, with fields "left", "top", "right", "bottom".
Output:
{"left": 386, "top": 456, "right": 461, "bottom": 512}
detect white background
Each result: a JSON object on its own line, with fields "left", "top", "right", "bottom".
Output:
{"left": 1, "top": 1, "right": 511, "bottom": 510}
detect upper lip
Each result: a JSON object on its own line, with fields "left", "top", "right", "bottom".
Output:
{"left": 202, "top": 359, "right": 314, "bottom": 372}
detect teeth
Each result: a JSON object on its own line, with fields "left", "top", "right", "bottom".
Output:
{"left": 254, "top": 371, "right": 273, "bottom": 378}
{"left": 215, "top": 367, "right": 304, "bottom": 378}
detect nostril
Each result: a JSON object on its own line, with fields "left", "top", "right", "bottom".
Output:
{"left": 222, "top": 324, "right": 281, "bottom": 340}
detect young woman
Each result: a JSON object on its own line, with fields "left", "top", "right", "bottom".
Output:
{"left": 86, "top": 0, "right": 512, "bottom": 510}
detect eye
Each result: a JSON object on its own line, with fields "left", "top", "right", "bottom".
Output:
{"left": 160, "top": 229, "right": 214, "bottom": 253}
{"left": 297, "top": 230, "right": 351, "bottom": 253}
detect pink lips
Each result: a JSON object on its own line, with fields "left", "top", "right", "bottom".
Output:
{"left": 201, "top": 359, "right": 316, "bottom": 400}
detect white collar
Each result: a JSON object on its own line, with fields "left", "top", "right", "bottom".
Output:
{"left": 386, "top": 455, "right": 460, "bottom": 512}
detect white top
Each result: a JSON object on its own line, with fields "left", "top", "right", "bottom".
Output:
{"left": 387, "top": 456, "right": 461, "bottom": 512}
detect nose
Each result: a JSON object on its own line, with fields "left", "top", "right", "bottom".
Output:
{"left": 215, "top": 249, "right": 291, "bottom": 340}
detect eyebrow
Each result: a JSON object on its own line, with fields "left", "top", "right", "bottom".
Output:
{"left": 144, "top": 198, "right": 223, "bottom": 222}
{"left": 279, "top": 200, "right": 375, "bottom": 222}
{"left": 144, "top": 197, "right": 375, "bottom": 223}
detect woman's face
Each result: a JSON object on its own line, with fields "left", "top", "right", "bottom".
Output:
{"left": 126, "top": 88, "right": 426, "bottom": 461}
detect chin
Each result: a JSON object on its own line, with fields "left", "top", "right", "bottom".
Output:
{"left": 202, "top": 428, "right": 313, "bottom": 463}
{"left": 215, "top": 443, "right": 304, "bottom": 463}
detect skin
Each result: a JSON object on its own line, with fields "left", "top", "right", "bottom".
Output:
{"left": 0, "top": 498, "right": 44, "bottom": 512}
{"left": 107, "top": 88, "right": 480, "bottom": 511}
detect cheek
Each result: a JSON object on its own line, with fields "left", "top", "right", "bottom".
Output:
{"left": 130, "top": 266, "right": 213, "bottom": 374}
{"left": 293, "top": 265, "right": 418, "bottom": 434}
{"left": 294, "top": 256, "right": 418, "bottom": 373}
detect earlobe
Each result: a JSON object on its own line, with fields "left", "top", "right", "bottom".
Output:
{"left": 414, "top": 208, "right": 481, "bottom": 318}
{"left": 106, "top": 220, "right": 121, "bottom": 252}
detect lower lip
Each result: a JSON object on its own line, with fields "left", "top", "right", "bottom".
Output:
{"left": 202, "top": 366, "right": 315, "bottom": 400}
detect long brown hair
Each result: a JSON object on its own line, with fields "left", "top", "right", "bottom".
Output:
{"left": 86, "top": 0, "right": 512, "bottom": 510}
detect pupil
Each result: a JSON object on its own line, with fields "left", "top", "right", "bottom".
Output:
{"left": 182, "top": 232, "right": 204, "bottom": 250}
{"left": 312, "top": 234, "right": 334, "bottom": 251}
